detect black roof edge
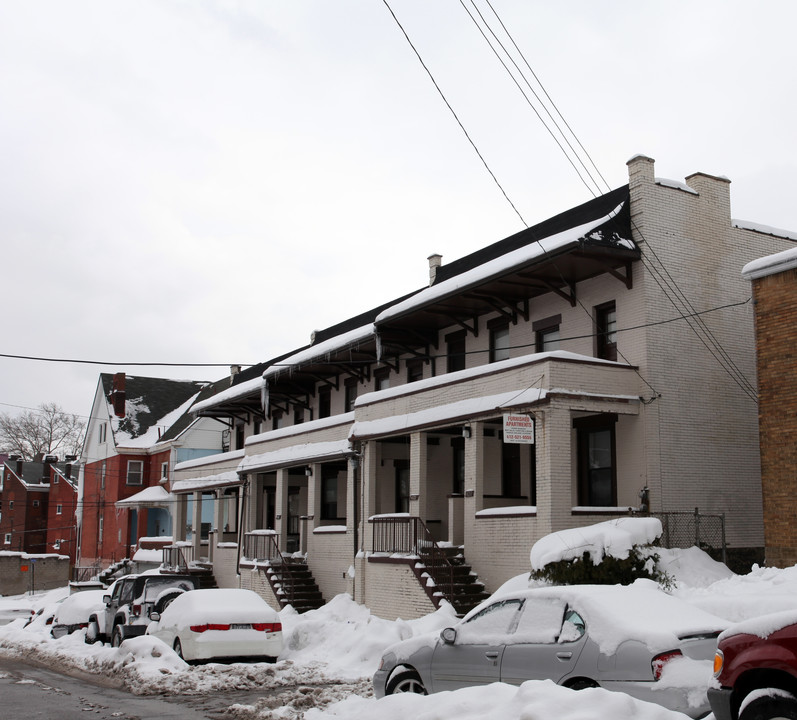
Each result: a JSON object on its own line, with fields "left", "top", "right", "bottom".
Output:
{"left": 433, "top": 185, "right": 630, "bottom": 285}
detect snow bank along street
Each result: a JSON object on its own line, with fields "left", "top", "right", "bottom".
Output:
{"left": 4, "top": 545, "right": 797, "bottom": 719}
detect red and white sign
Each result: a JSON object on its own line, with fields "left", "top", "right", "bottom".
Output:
{"left": 503, "top": 414, "right": 535, "bottom": 444}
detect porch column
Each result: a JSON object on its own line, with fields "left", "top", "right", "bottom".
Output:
{"left": 304, "top": 463, "right": 321, "bottom": 553}
{"left": 191, "top": 490, "right": 202, "bottom": 561}
{"left": 360, "top": 441, "right": 378, "bottom": 552}
{"left": 409, "top": 431, "right": 429, "bottom": 520}
{"left": 274, "top": 468, "right": 289, "bottom": 553}
{"left": 463, "top": 421, "right": 485, "bottom": 554}
{"left": 173, "top": 494, "right": 187, "bottom": 542}
{"left": 534, "top": 404, "right": 572, "bottom": 537}
{"left": 247, "top": 473, "right": 261, "bottom": 532}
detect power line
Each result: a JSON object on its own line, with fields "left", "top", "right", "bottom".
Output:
{"left": 0, "top": 352, "right": 255, "bottom": 368}
{"left": 381, "top": 0, "right": 527, "bottom": 226}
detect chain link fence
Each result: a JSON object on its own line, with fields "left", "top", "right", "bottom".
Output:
{"left": 651, "top": 509, "right": 726, "bottom": 563}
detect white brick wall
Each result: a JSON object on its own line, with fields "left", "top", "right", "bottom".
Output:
{"left": 356, "top": 556, "right": 437, "bottom": 620}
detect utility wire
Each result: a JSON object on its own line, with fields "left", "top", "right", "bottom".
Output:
{"left": 382, "top": 0, "right": 527, "bottom": 226}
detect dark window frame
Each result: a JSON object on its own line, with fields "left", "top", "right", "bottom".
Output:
{"left": 344, "top": 378, "right": 359, "bottom": 413}
{"left": 318, "top": 387, "right": 331, "bottom": 419}
{"left": 574, "top": 413, "right": 618, "bottom": 506}
{"left": 406, "top": 359, "right": 424, "bottom": 384}
{"left": 375, "top": 367, "right": 391, "bottom": 392}
{"left": 488, "top": 319, "right": 511, "bottom": 363}
{"left": 595, "top": 301, "right": 618, "bottom": 361}
{"left": 533, "top": 314, "right": 562, "bottom": 353}
{"left": 446, "top": 329, "right": 467, "bottom": 373}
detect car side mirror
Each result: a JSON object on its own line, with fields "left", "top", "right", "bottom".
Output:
{"left": 103, "top": 595, "right": 111, "bottom": 605}
{"left": 150, "top": 611, "right": 160, "bottom": 622}
{"left": 441, "top": 627, "right": 457, "bottom": 645}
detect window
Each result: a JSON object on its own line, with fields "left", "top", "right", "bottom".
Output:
{"left": 574, "top": 414, "right": 617, "bottom": 506}
{"left": 489, "top": 321, "right": 511, "bottom": 363}
{"left": 3, "top": 533, "right": 10, "bottom": 545}
{"left": 534, "top": 314, "right": 562, "bottom": 353}
{"left": 8, "top": 501, "right": 13, "bottom": 510}
{"left": 56, "top": 504, "right": 63, "bottom": 515}
{"left": 32, "top": 499, "right": 40, "bottom": 508}
{"left": 595, "top": 301, "right": 617, "bottom": 361}
{"left": 253, "top": 420, "right": 261, "bottom": 435}
{"left": 395, "top": 460, "right": 410, "bottom": 513}
{"left": 98, "top": 422, "right": 107, "bottom": 444}
{"left": 235, "top": 424, "right": 245, "bottom": 450}
{"left": 321, "top": 472, "right": 338, "bottom": 520}
{"left": 407, "top": 360, "right": 424, "bottom": 384}
{"left": 446, "top": 330, "right": 467, "bottom": 373}
{"left": 222, "top": 488, "right": 239, "bottom": 532}
{"left": 161, "top": 461, "right": 169, "bottom": 483}
{"left": 53, "top": 474, "right": 59, "bottom": 485}
{"left": 458, "top": 599, "right": 523, "bottom": 644}
{"left": 272, "top": 410, "right": 284, "bottom": 430}
{"left": 293, "top": 406, "right": 304, "bottom": 425}
{"left": 100, "top": 461, "right": 106, "bottom": 490}
{"left": 375, "top": 368, "right": 391, "bottom": 391}
{"left": 452, "top": 436, "right": 464, "bottom": 495}
{"left": 344, "top": 378, "right": 358, "bottom": 413}
{"left": 318, "top": 388, "right": 331, "bottom": 419}
{"left": 126, "top": 460, "right": 143, "bottom": 485}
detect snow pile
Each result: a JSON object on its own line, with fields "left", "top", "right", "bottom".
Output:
{"left": 303, "top": 679, "right": 685, "bottom": 720}
{"left": 530, "top": 517, "right": 663, "bottom": 569}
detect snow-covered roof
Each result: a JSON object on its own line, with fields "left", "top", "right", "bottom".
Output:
{"left": 114, "top": 485, "right": 172, "bottom": 508}
{"left": 376, "top": 203, "right": 625, "bottom": 324}
{"left": 734, "top": 219, "right": 797, "bottom": 243}
{"left": 191, "top": 375, "right": 263, "bottom": 414}
{"left": 741, "top": 245, "right": 797, "bottom": 280}
{"left": 350, "top": 388, "right": 546, "bottom": 441}
{"left": 239, "top": 439, "right": 353, "bottom": 474}
{"left": 263, "top": 323, "right": 375, "bottom": 380}
{"left": 171, "top": 470, "right": 241, "bottom": 494}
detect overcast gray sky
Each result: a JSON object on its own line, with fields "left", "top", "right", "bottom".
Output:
{"left": 2, "top": 0, "right": 796, "bottom": 425}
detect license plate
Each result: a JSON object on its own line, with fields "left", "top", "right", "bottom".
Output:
{"left": 230, "top": 623, "right": 251, "bottom": 630}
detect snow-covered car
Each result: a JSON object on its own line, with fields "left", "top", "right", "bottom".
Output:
{"left": 86, "top": 573, "right": 198, "bottom": 646}
{"left": 709, "top": 609, "right": 797, "bottom": 720}
{"left": 51, "top": 590, "right": 107, "bottom": 638}
{"left": 373, "top": 583, "right": 727, "bottom": 718}
{"left": 146, "top": 588, "right": 283, "bottom": 663}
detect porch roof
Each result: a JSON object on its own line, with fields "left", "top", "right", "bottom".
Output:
{"left": 349, "top": 387, "right": 547, "bottom": 440}
{"left": 171, "top": 470, "right": 241, "bottom": 494}
{"left": 114, "top": 485, "right": 171, "bottom": 508}
{"left": 238, "top": 438, "right": 353, "bottom": 474}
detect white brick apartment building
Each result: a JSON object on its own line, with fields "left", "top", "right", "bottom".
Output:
{"left": 167, "top": 155, "right": 796, "bottom": 619}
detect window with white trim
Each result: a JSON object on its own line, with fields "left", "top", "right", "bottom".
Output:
{"left": 126, "top": 460, "right": 143, "bottom": 485}
{"left": 56, "top": 504, "right": 63, "bottom": 515}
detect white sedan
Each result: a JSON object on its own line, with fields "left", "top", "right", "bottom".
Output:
{"left": 146, "top": 588, "right": 283, "bottom": 662}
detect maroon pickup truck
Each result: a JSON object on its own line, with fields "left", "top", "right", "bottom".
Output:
{"left": 709, "top": 611, "right": 797, "bottom": 720}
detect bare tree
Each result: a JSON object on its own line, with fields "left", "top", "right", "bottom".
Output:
{"left": 0, "top": 403, "right": 85, "bottom": 460}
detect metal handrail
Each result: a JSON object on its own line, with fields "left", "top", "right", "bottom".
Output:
{"left": 243, "top": 531, "right": 306, "bottom": 608}
{"left": 370, "top": 516, "right": 455, "bottom": 602}
{"left": 162, "top": 544, "right": 193, "bottom": 572}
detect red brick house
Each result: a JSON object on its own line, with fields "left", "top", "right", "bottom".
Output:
{"left": 742, "top": 244, "right": 797, "bottom": 567}
{"left": 1, "top": 456, "right": 59, "bottom": 554}
{"left": 78, "top": 373, "right": 226, "bottom": 569}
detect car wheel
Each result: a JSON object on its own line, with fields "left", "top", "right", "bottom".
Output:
{"left": 111, "top": 626, "right": 124, "bottom": 648}
{"left": 85, "top": 620, "right": 100, "bottom": 645}
{"left": 740, "top": 693, "right": 797, "bottom": 720}
{"left": 386, "top": 669, "right": 427, "bottom": 695}
{"left": 566, "top": 678, "right": 599, "bottom": 691}
{"left": 154, "top": 588, "right": 185, "bottom": 615}
{"left": 173, "top": 638, "right": 185, "bottom": 660}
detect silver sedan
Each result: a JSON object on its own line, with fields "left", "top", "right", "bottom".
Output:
{"left": 373, "top": 583, "right": 726, "bottom": 718}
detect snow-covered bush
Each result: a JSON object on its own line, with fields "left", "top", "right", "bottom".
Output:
{"left": 529, "top": 518, "right": 674, "bottom": 589}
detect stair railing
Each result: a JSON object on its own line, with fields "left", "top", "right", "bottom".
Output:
{"left": 244, "top": 531, "right": 304, "bottom": 608}
{"left": 370, "top": 515, "right": 455, "bottom": 604}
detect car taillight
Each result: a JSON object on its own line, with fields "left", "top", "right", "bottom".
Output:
{"left": 651, "top": 650, "right": 683, "bottom": 680}
{"left": 189, "top": 624, "right": 231, "bottom": 633}
{"left": 132, "top": 604, "right": 141, "bottom": 617}
{"left": 252, "top": 622, "right": 282, "bottom": 633}
{"left": 713, "top": 649, "right": 724, "bottom": 677}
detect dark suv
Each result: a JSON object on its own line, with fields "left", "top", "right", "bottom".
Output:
{"left": 709, "top": 613, "right": 797, "bottom": 720}
{"left": 86, "top": 574, "right": 198, "bottom": 646}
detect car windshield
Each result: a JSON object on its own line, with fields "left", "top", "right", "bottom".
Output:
{"left": 141, "top": 578, "right": 194, "bottom": 602}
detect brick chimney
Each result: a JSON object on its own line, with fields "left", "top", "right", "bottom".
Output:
{"left": 428, "top": 253, "right": 442, "bottom": 286}
{"left": 111, "top": 372, "right": 126, "bottom": 418}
